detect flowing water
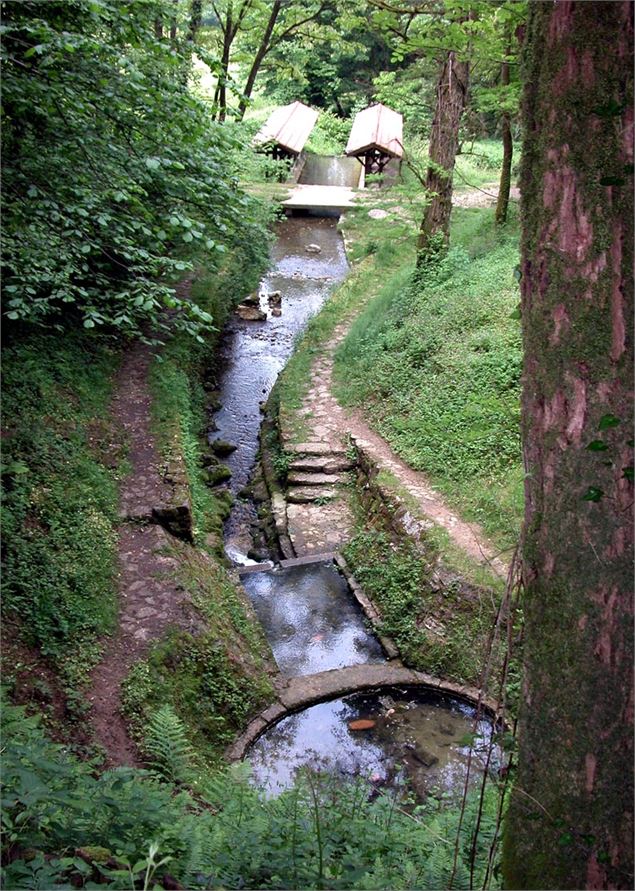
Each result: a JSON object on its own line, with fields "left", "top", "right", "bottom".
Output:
{"left": 212, "top": 160, "right": 498, "bottom": 801}
{"left": 299, "top": 154, "right": 362, "bottom": 187}
{"left": 211, "top": 215, "right": 348, "bottom": 563}
{"left": 241, "top": 561, "right": 385, "bottom": 676}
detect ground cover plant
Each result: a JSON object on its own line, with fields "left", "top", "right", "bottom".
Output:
{"left": 121, "top": 545, "right": 275, "bottom": 766}
{"left": 335, "top": 205, "right": 523, "bottom": 551}
{"left": 1, "top": 332, "right": 121, "bottom": 691}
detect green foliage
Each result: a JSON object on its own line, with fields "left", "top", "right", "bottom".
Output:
{"left": 343, "top": 530, "right": 498, "bottom": 683}
{"left": 122, "top": 551, "right": 274, "bottom": 764}
{"left": 306, "top": 110, "right": 352, "bottom": 154}
{"left": 335, "top": 208, "right": 523, "bottom": 548}
{"left": 2, "top": 696, "right": 503, "bottom": 889}
{"left": 145, "top": 705, "right": 195, "bottom": 784}
{"left": 373, "top": 63, "right": 436, "bottom": 135}
{"left": 2, "top": 0, "right": 269, "bottom": 337}
{"left": 1, "top": 331, "right": 120, "bottom": 676}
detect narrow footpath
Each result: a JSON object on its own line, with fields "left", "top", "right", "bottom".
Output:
{"left": 89, "top": 343, "right": 201, "bottom": 766}
{"left": 280, "top": 316, "right": 509, "bottom": 579}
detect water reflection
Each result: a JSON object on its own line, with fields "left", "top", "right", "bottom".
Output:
{"left": 241, "top": 563, "right": 385, "bottom": 675}
{"left": 247, "top": 688, "right": 500, "bottom": 801}
{"left": 211, "top": 216, "right": 349, "bottom": 562}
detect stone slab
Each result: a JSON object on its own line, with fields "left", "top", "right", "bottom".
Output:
{"left": 287, "top": 472, "right": 341, "bottom": 486}
{"left": 289, "top": 456, "right": 355, "bottom": 473}
{"left": 287, "top": 487, "right": 338, "bottom": 504}
{"left": 289, "top": 441, "right": 347, "bottom": 456}
{"left": 279, "top": 553, "right": 336, "bottom": 569}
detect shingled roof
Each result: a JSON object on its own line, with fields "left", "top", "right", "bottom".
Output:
{"left": 345, "top": 103, "right": 403, "bottom": 159}
{"left": 254, "top": 101, "right": 319, "bottom": 156}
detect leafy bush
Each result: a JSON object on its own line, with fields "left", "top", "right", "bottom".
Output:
{"left": 306, "top": 109, "right": 352, "bottom": 154}
{"left": 2, "top": 0, "right": 269, "bottom": 338}
{"left": 343, "top": 530, "right": 497, "bottom": 683}
{"left": 1, "top": 696, "right": 504, "bottom": 890}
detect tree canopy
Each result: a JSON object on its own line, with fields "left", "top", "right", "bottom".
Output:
{"left": 1, "top": 0, "right": 269, "bottom": 339}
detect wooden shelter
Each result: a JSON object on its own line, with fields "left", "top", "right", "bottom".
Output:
{"left": 253, "top": 101, "right": 319, "bottom": 160}
{"left": 345, "top": 103, "right": 403, "bottom": 176}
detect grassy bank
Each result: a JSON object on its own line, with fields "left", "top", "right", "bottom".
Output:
{"left": 122, "top": 543, "right": 274, "bottom": 767}
{"left": 335, "top": 205, "right": 523, "bottom": 552}
{"left": 137, "top": 243, "right": 276, "bottom": 762}
{"left": 1, "top": 331, "right": 122, "bottom": 701}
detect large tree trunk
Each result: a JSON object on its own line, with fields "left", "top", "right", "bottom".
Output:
{"left": 416, "top": 50, "right": 469, "bottom": 260}
{"left": 237, "top": 0, "right": 282, "bottom": 121}
{"left": 495, "top": 50, "right": 512, "bottom": 225}
{"left": 502, "top": 3, "right": 634, "bottom": 889}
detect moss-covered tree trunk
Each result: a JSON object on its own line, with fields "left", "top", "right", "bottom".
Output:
{"left": 495, "top": 53, "right": 512, "bottom": 225}
{"left": 503, "top": 3, "right": 634, "bottom": 889}
{"left": 417, "top": 51, "right": 469, "bottom": 260}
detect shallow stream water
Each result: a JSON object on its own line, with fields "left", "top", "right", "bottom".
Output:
{"left": 212, "top": 163, "right": 499, "bottom": 801}
{"left": 247, "top": 687, "right": 499, "bottom": 801}
{"left": 241, "top": 561, "right": 384, "bottom": 676}
{"left": 211, "top": 215, "right": 348, "bottom": 563}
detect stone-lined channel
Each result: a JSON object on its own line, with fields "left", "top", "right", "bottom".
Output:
{"left": 210, "top": 180, "right": 499, "bottom": 800}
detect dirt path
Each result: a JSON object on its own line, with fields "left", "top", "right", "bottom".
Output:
{"left": 88, "top": 344, "right": 200, "bottom": 767}
{"left": 281, "top": 320, "right": 509, "bottom": 579}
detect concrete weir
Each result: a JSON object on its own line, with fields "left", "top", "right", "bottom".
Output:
{"left": 226, "top": 663, "right": 503, "bottom": 762}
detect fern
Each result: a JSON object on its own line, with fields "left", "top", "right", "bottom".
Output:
{"left": 144, "top": 705, "right": 194, "bottom": 784}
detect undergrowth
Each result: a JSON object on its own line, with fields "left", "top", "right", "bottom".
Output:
{"left": 1, "top": 696, "right": 504, "bottom": 890}
{"left": 343, "top": 529, "right": 499, "bottom": 685}
{"left": 150, "top": 243, "right": 270, "bottom": 549}
{"left": 1, "top": 330, "right": 121, "bottom": 687}
{"left": 122, "top": 547, "right": 274, "bottom": 766}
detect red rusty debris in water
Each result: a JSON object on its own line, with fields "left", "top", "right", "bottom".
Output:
{"left": 348, "top": 718, "right": 376, "bottom": 731}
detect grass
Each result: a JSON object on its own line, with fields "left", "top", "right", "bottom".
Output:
{"left": 121, "top": 542, "right": 274, "bottom": 766}
{"left": 373, "top": 466, "right": 506, "bottom": 592}
{"left": 342, "top": 525, "right": 501, "bottom": 686}
{"left": 334, "top": 203, "right": 523, "bottom": 552}
{"left": 275, "top": 211, "right": 421, "bottom": 443}
{"left": 1, "top": 330, "right": 122, "bottom": 688}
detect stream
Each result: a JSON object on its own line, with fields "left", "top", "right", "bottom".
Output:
{"left": 209, "top": 164, "right": 499, "bottom": 801}
{"left": 212, "top": 213, "right": 348, "bottom": 564}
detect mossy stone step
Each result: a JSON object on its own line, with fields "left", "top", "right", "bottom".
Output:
{"left": 287, "top": 487, "right": 338, "bottom": 504}
{"left": 287, "top": 472, "right": 340, "bottom": 486}
{"left": 288, "top": 441, "right": 348, "bottom": 457}
{"left": 289, "top": 456, "right": 355, "bottom": 473}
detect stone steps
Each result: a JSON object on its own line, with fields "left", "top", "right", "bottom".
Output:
{"left": 289, "top": 455, "right": 355, "bottom": 473}
{"left": 287, "top": 487, "right": 338, "bottom": 504}
{"left": 288, "top": 441, "right": 348, "bottom": 457}
{"left": 287, "top": 471, "right": 341, "bottom": 487}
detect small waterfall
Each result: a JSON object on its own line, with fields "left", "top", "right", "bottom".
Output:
{"left": 299, "top": 154, "right": 362, "bottom": 187}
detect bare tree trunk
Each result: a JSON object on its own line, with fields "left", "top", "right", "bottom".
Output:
{"left": 416, "top": 50, "right": 469, "bottom": 261}
{"left": 502, "top": 3, "right": 634, "bottom": 889}
{"left": 217, "top": 31, "right": 231, "bottom": 121}
{"left": 154, "top": 18, "right": 163, "bottom": 39}
{"left": 187, "top": 0, "right": 202, "bottom": 44}
{"left": 237, "top": 0, "right": 282, "bottom": 121}
{"left": 170, "top": 0, "right": 178, "bottom": 44}
{"left": 495, "top": 49, "right": 512, "bottom": 225}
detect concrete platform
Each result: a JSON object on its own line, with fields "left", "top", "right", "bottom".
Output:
{"left": 283, "top": 184, "right": 358, "bottom": 212}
